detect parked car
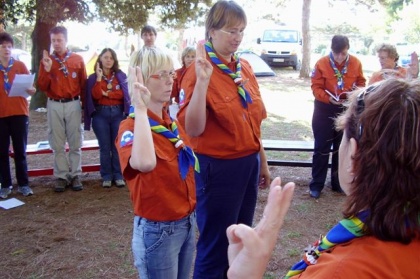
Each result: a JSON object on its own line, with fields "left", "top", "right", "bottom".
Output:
{"left": 395, "top": 43, "right": 420, "bottom": 67}
{"left": 11, "top": 49, "right": 32, "bottom": 72}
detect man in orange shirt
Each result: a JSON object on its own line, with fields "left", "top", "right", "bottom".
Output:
{"left": 309, "top": 35, "right": 365, "bottom": 198}
{"left": 0, "top": 32, "right": 36, "bottom": 199}
{"left": 38, "top": 26, "right": 87, "bottom": 192}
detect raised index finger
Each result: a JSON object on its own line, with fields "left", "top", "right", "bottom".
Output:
{"left": 43, "top": 50, "right": 49, "bottom": 59}
{"left": 135, "top": 66, "right": 144, "bottom": 85}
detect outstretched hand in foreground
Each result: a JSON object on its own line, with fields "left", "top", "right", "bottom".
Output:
{"left": 227, "top": 177, "right": 295, "bottom": 279}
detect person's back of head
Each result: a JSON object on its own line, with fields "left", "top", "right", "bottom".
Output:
{"left": 336, "top": 79, "right": 420, "bottom": 243}
{"left": 331, "top": 35, "right": 349, "bottom": 53}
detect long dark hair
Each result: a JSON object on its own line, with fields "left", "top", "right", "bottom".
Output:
{"left": 94, "top": 48, "right": 120, "bottom": 74}
{"left": 336, "top": 79, "right": 420, "bottom": 243}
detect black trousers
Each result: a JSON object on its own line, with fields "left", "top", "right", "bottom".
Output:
{"left": 0, "top": 115, "right": 29, "bottom": 188}
{"left": 309, "top": 100, "right": 344, "bottom": 192}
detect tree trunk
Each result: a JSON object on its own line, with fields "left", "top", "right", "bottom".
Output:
{"left": 300, "top": 0, "right": 311, "bottom": 78}
{"left": 29, "top": 19, "right": 56, "bottom": 110}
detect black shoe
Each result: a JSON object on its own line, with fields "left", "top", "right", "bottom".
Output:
{"left": 331, "top": 187, "right": 344, "bottom": 194}
{"left": 310, "top": 190, "right": 321, "bottom": 199}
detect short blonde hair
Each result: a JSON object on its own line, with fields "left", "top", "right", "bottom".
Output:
{"left": 127, "top": 47, "right": 174, "bottom": 100}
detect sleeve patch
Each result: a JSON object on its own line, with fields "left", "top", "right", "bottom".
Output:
{"left": 120, "top": 130, "right": 134, "bottom": 147}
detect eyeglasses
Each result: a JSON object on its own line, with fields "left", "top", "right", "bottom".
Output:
{"left": 219, "top": 29, "right": 245, "bottom": 38}
{"left": 150, "top": 71, "right": 176, "bottom": 80}
{"left": 356, "top": 83, "right": 380, "bottom": 139}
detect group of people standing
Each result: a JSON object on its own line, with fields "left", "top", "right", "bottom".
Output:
{"left": 1, "top": 0, "right": 420, "bottom": 278}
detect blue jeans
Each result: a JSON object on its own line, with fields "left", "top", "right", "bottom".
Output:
{"left": 0, "top": 115, "right": 29, "bottom": 187}
{"left": 193, "top": 153, "right": 260, "bottom": 279}
{"left": 92, "top": 105, "right": 124, "bottom": 181}
{"left": 132, "top": 213, "right": 196, "bottom": 279}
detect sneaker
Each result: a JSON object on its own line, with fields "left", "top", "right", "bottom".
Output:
{"left": 115, "top": 179, "right": 126, "bottom": 188}
{"left": 102, "top": 180, "right": 112, "bottom": 188}
{"left": 71, "top": 176, "right": 83, "bottom": 191}
{"left": 0, "top": 187, "right": 12, "bottom": 199}
{"left": 18, "top": 186, "right": 33, "bottom": 197}
{"left": 55, "top": 178, "right": 67, "bottom": 193}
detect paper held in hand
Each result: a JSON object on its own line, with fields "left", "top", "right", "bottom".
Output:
{"left": 325, "top": 89, "right": 347, "bottom": 102}
{"left": 8, "top": 74, "right": 35, "bottom": 98}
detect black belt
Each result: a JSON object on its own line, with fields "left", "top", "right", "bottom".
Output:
{"left": 49, "top": 96, "right": 79, "bottom": 103}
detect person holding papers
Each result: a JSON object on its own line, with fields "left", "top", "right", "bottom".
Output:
{"left": 0, "top": 32, "right": 36, "bottom": 199}
{"left": 308, "top": 35, "right": 365, "bottom": 199}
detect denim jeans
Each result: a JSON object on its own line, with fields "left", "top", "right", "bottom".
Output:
{"left": 92, "top": 105, "right": 124, "bottom": 181}
{"left": 132, "top": 212, "right": 196, "bottom": 279}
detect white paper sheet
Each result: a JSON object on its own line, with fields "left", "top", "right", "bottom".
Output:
{"left": 8, "top": 74, "right": 35, "bottom": 98}
{"left": 0, "top": 198, "right": 25, "bottom": 209}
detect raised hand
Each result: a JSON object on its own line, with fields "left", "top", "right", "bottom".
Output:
{"left": 408, "top": 51, "right": 419, "bottom": 79}
{"left": 95, "top": 62, "right": 103, "bottom": 78}
{"left": 129, "top": 66, "right": 151, "bottom": 110}
{"left": 227, "top": 177, "right": 295, "bottom": 279}
{"left": 195, "top": 43, "right": 213, "bottom": 81}
{"left": 41, "top": 50, "right": 52, "bottom": 72}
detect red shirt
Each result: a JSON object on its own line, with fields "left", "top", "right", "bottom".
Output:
{"left": 92, "top": 72, "right": 124, "bottom": 106}
{"left": 38, "top": 51, "right": 87, "bottom": 105}
{"left": 292, "top": 236, "right": 420, "bottom": 278}
{"left": 311, "top": 54, "right": 366, "bottom": 104}
{"left": 0, "top": 60, "right": 30, "bottom": 118}
{"left": 116, "top": 110, "right": 196, "bottom": 221}
{"left": 177, "top": 55, "right": 267, "bottom": 159}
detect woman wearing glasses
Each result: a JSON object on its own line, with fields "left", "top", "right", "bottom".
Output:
{"left": 177, "top": 1, "right": 270, "bottom": 278}
{"left": 115, "top": 47, "right": 197, "bottom": 279}
{"left": 85, "top": 48, "right": 130, "bottom": 188}
{"left": 226, "top": 78, "right": 420, "bottom": 279}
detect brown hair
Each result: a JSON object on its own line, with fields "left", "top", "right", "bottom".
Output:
{"left": 49, "top": 26, "right": 68, "bottom": 41}
{"left": 0, "top": 32, "right": 14, "bottom": 46}
{"left": 331, "top": 35, "right": 349, "bottom": 53}
{"left": 205, "top": 0, "right": 247, "bottom": 41}
{"left": 336, "top": 78, "right": 420, "bottom": 243}
{"left": 94, "top": 48, "right": 120, "bottom": 73}
{"left": 181, "top": 46, "right": 196, "bottom": 67}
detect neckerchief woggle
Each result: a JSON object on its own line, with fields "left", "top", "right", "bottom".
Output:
{"left": 103, "top": 72, "right": 115, "bottom": 91}
{"left": 128, "top": 106, "right": 199, "bottom": 179}
{"left": 0, "top": 57, "right": 14, "bottom": 94}
{"left": 52, "top": 50, "right": 72, "bottom": 77}
{"left": 329, "top": 51, "right": 349, "bottom": 91}
{"left": 204, "top": 41, "right": 252, "bottom": 108}
{"left": 284, "top": 211, "right": 367, "bottom": 278}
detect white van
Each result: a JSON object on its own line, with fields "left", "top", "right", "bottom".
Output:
{"left": 256, "top": 27, "right": 302, "bottom": 70}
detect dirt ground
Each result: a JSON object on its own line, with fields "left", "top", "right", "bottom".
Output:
{"left": 0, "top": 70, "right": 346, "bottom": 279}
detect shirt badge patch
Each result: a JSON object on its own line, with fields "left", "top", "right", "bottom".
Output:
{"left": 310, "top": 69, "right": 316, "bottom": 78}
{"left": 120, "top": 130, "right": 134, "bottom": 147}
{"left": 72, "top": 72, "right": 77, "bottom": 78}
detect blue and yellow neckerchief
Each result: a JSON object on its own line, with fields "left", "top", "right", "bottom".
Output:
{"left": 329, "top": 51, "right": 349, "bottom": 91}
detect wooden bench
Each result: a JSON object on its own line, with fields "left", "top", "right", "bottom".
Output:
{"left": 262, "top": 139, "right": 331, "bottom": 168}
{"left": 9, "top": 139, "right": 100, "bottom": 177}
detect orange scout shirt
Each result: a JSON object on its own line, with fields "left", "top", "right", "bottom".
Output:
{"left": 38, "top": 51, "right": 87, "bottom": 105}
{"left": 291, "top": 236, "right": 420, "bottom": 278}
{"left": 171, "top": 65, "right": 187, "bottom": 103}
{"left": 116, "top": 110, "right": 196, "bottom": 221}
{"left": 0, "top": 60, "right": 30, "bottom": 118}
{"left": 311, "top": 54, "right": 366, "bottom": 104}
{"left": 92, "top": 72, "right": 124, "bottom": 106}
{"left": 368, "top": 66, "right": 407, "bottom": 85}
{"left": 177, "top": 55, "right": 266, "bottom": 159}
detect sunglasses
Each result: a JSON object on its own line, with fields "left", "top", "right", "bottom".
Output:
{"left": 356, "top": 83, "right": 381, "bottom": 139}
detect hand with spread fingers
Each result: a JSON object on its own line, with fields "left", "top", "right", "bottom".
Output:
{"left": 129, "top": 66, "right": 151, "bottom": 111}
{"left": 41, "top": 50, "right": 52, "bottom": 72}
{"left": 227, "top": 177, "right": 295, "bottom": 279}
